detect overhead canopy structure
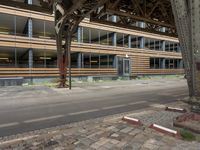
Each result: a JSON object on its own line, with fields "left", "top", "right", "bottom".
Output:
{"left": 1, "top": 0, "right": 199, "bottom": 104}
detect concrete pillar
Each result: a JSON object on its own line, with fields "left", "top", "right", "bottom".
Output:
{"left": 28, "top": 49, "right": 33, "bottom": 68}
{"left": 28, "top": 18, "right": 33, "bottom": 38}
{"left": 112, "top": 16, "right": 117, "bottom": 46}
{"left": 139, "top": 37, "right": 145, "bottom": 49}
{"left": 161, "top": 40, "right": 166, "bottom": 51}
{"left": 77, "top": 27, "right": 81, "bottom": 43}
{"left": 159, "top": 28, "right": 166, "bottom": 51}
{"left": 28, "top": 0, "right": 32, "bottom": 5}
{"left": 77, "top": 53, "right": 82, "bottom": 68}
{"left": 112, "top": 15, "right": 117, "bottom": 23}
{"left": 113, "top": 56, "right": 118, "bottom": 68}
{"left": 160, "top": 27, "right": 166, "bottom": 33}
{"left": 162, "top": 59, "right": 166, "bottom": 69}
{"left": 139, "top": 22, "right": 145, "bottom": 49}
{"left": 112, "top": 33, "right": 117, "bottom": 46}
{"left": 27, "top": 11, "right": 33, "bottom": 68}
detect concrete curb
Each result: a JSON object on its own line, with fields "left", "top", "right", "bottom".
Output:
{"left": 173, "top": 113, "right": 200, "bottom": 134}
{"left": 165, "top": 106, "right": 187, "bottom": 113}
{"left": 122, "top": 116, "right": 143, "bottom": 126}
{"left": 149, "top": 123, "right": 180, "bottom": 138}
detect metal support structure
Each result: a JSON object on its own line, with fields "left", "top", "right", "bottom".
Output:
{"left": 52, "top": 0, "right": 109, "bottom": 88}
{"left": 171, "top": 0, "right": 193, "bottom": 97}
{"left": 28, "top": 49, "right": 33, "bottom": 68}
{"left": 171, "top": 0, "right": 200, "bottom": 108}
{"left": 39, "top": 0, "right": 200, "bottom": 105}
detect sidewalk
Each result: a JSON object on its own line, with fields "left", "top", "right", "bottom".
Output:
{"left": 0, "top": 102, "right": 199, "bottom": 150}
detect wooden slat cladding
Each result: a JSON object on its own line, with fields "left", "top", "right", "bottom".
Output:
{"left": 0, "top": 35, "right": 182, "bottom": 59}
{"left": 0, "top": 34, "right": 56, "bottom": 50}
{"left": 80, "top": 19, "right": 178, "bottom": 43}
{"left": 0, "top": 68, "right": 117, "bottom": 77}
{"left": 0, "top": 5, "right": 53, "bottom": 21}
{"left": 132, "top": 69, "right": 184, "bottom": 75}
{"left": 0, "top": 34, "right": 183, "bottom": 76}
{"left": 0, "top": 6, "right": 178, "bottom": 42}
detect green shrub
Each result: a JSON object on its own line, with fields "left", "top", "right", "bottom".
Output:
{"left": 180, "top": 129, "right": 196, "bottom": 141}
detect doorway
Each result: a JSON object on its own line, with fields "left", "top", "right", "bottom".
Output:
{"left": 118, "top": 57, "right": 131, "bottom": 76}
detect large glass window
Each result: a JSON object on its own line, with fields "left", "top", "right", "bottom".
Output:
{"left": 91, "top": 28, "right": 100, "bottom": 44}
{"left": 108, "top": 55, "right": 115, "bottom": 68}
{"left": 150, "top": 58, "right": 155, "bottom": 69}
{"left": 100, "top": 54, "right": 108, "bottom": 68}
{"left": 16, "top": 16, "right": 28, "bottom": 37}
{"left": 0, "top": 47, "right": 16, "bottom": 67}
{"left": 71, "top": 53, "right": 78, "bottom": 68}
{"left": 131, "top": 36, "right": 139, "bottom": 48}
{"left": 33, "top": 49, "right": 57, "bottom": 68}
{"left": 82, "top": 27, "right": 90, "bottom": 43}
{"left": 123, "top": 34, "right": 130, "bottom": 48}
{"left": 155, "top": 41, "right": 161, "bottom": 51}
{"left": 108, "top": 31, "right": 115, "bottom": 46}
{"left": 117, "top": 33, "right": 124, "bottom": 47}
{"left": 165, "top": 58, "right": 182, "bottom": 69}
{"left": 99, "top": 30, "right": 108, "bottom": 45}
{"left": 150, "top": 58, "right": 164, "bottom": 69}
{"left": 165, "top": 42, "right": 180, "bottom": 52}
{"left": 91, "top": 54, "right": 100, "bottom": 68}
{"left": 0, "top": 14, "right": 15, "bottom": 35}
{"left": 83, "top": 53, "right": 91, "bottom": 68}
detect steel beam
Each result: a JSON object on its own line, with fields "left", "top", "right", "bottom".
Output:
{"left": 39, "top": 0, "right": 200, "bottom": 105}
{"left": 171, "top": 0, "right": 200, "bottom": 108}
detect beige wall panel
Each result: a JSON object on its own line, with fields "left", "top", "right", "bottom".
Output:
{"left": 0, "top": 5, "right": 53, "bottom": 21}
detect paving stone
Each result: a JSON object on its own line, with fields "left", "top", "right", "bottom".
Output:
{"left": 103, "top": 142, "right": 114, "bottom": 149}
{"left": 110, "top": 133, "right": 119, "bottom": 138}
{"left": 120, "top": 127, "right": 133, "bottom": 133}
{"left": 116, "top": 141, "right": 126, "bottom": 147}
{"left": 129, "top": 129, "right": 142, "bottom": 136}
{"left": 130, "top": 143, "right": 143, "bottom": 150}
{"left": 90, "top": 143, "right": 102, "bottom": 149}
{"left": 79, "top": 138, "right": 94, "bottom": 146}
{"left": 97, "top": 146, "right": 109, "bottom": 150}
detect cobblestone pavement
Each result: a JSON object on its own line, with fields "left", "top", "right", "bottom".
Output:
{"left": 0, "top": 102, "right": 199, "bottom": 150}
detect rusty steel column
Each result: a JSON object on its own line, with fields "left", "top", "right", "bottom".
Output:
{"left": 171, "top": 0, "right": 200, "bottom": 111}
{"left": 52, "top": 0, "right": 109, "bottom": 88}
{"left": 170, "top": 0, "right": 193, "bottom": 96}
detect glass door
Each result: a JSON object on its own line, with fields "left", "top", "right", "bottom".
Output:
{"left": 123, "top": 59, "right": 131, "bottom": 76}
{"left": 118, "top": 57, "right": 131, "bottom": 76}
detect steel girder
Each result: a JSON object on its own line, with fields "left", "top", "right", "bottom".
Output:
{"left": 171, "top": 0, "right": 200, "bottom": 104}
{"left": 51, "top": 0, "right": 109, "bottom": 88}
{"left": 39, "top": 0, "right": 200, "bottom": 104}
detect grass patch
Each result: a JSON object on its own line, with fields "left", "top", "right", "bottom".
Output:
{"left": 180, "top": 129, "right": 196, "bottom": 141}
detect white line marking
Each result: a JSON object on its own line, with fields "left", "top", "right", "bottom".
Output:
{"left": 24, "top": 115, "right": 64, "bottom": 123}
{"left": 128, "top": 101, "right": 147, "bottom": 105}
{"left": 0, "top": 135, "right": 39, "bottom": 145}
{"left": 68, "top": 109, "right": 99, "bottom": 115}
{"left": 0, "top": 122, "right": 19, "bottom": 128}
{"left": 150, "top": 104, "right": 166, "bottom": 108}
{"left": 102, "top": 104, "right": 127, "bottom": 110}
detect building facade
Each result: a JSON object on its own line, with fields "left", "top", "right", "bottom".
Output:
{"left": 0, "top": 1, "right": 184, "bottom": 81}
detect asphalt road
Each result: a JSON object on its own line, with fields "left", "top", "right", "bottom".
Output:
{"left": 0, "top": 79, "right": 188, "bottom": 137}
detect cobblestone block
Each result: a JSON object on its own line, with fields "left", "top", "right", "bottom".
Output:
{"left": 120, "top": 127, "right": 133, "bottom": 133}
